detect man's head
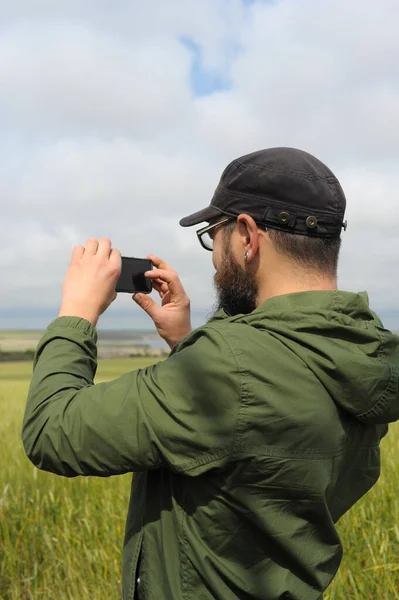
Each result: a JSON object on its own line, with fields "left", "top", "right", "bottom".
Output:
{"left": 180, "top": 147, "right": 347, "bottom": 316}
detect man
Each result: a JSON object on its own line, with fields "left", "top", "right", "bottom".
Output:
{"left": 22, "top": 147, "right": 399, "bottom": 600}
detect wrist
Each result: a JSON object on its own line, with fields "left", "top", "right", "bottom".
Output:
{"left": 167, "top": 327, "right": 192, "bottom": 350}
{"left": 58, "top": 302, "right": 99, "bottom": 327}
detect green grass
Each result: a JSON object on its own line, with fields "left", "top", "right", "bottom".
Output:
{"left": 0, "top": 360, "right": 398, "bottom": 599}
{"left": 0, "top": 358, "right": 156, "bottom": 600}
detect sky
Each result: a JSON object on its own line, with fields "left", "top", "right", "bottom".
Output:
{"left": 0, "top": 0, "right": 398, "bottom": 331}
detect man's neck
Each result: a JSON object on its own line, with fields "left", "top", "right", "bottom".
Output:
{"left": 256, "top": 273, "right": 338, "bottom": 307}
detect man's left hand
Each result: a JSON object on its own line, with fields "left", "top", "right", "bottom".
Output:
{"left": 58, "top": 238, "right": 121, "bottom": 327}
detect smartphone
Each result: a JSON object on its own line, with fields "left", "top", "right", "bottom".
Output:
{"left": 116, "top": 257, "right": 153, "bottom": 294}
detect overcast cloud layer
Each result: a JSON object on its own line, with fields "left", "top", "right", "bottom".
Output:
{"left": 1, "top": 0, "right": 398, "bottom": 330}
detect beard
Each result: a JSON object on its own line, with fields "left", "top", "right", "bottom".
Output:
{"left": 213, "top": 243, "right": 258, "bottom": 316}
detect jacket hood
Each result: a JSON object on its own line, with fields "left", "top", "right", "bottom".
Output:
{"left": 215, "top": 291, "right": 399, "bottom": 425}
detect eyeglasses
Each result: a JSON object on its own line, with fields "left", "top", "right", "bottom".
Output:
{"left": 196, "top": 217, "right": 234, "bottom": 251}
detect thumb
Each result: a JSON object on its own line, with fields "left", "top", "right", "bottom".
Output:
{"left": 133, "top": 293, "right": 159, "bottom": 318}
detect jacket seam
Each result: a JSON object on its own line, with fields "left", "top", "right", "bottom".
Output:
{"left": 174, "top": 448, "right": 231, "bottom": 473}
{"left": 358, "top": 362, "right": 397, "bottom": 420}
{"left": 204, "top": 324, "right": 250, "bottom": 457}
{"left": 178, "top": 480, "right": 190, "bottom": 600}
{"left": 180, "top": 519, "right": 193, "bottom": 600}
{"left": 357, "top": 326, "right": 398, "bottom": 420}
{"left": 232, "top": 445, "right": 346, "bottom": 460}
{"left": 175, "top": 325, "right": 244, "bottom": 473}
{"left": 127, "top": 475, "right": 146, "bottom": 600}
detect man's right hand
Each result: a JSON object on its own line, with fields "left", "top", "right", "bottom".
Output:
{"left": 132, "top": 255, "right": 192, "bottom": 350}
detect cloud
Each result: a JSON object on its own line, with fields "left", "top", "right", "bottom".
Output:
{"left": 0, "top": 136, "right": 217, "bottom": 312}
{"left": 0, "top": 0, "right": 398, "bottom": 329}
{"left": 0, "top": 23, "right": 192, "bottom": 139}
{"left": 229, "top": 0, "right": 399, "bottom": 164}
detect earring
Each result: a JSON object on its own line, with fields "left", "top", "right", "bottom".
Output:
{"left": 244, "top": 251, "right": 249, "bottom": 262}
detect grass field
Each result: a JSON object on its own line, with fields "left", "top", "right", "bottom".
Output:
{"left": 0, "top": 359, "right": 398, "bottom": 599}
{"left": 0, "top": 330, "right": 167, "bottom": 359}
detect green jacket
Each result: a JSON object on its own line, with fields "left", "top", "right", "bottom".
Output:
{"left": 22, "top": 291, "right": 399, "bottom": 600}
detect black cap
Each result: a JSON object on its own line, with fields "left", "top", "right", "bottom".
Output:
{"left": 180, "top": 147, "right": 347, "bottom": 237}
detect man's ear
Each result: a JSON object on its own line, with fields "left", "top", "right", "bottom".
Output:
{"left": 236, "top": 214, "right": 260, "bottom": 263}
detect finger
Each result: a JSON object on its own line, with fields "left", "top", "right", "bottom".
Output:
{"left": 85, "top": 238, "right": 99, "bottom": 255}
{"left": 145, "top": 269, "right": 186, "bottom": 299}
{"left": 111, "top": 247, "right": 121, "bottom": 259}
{"left": 71, "top": 245, "right": 85, "bottom": 262}
{"left": 133, "top": 293, "right": 160, "bottom": 320}
{"left": 152, "top": 278, "right": 169, "bottom": 293}
{"left": 97, "top": 238, "right": 112, "bottom": 259}
{"left": 152, "top": 280, "right": 168, "bottom": 301}
{"left": 144, "top": 268, "right": 176, "bottom": 281}
{"left": 145, "top": 269, "right": 183, "bottom": 289}
{"left": 147, "top": 255, "right": 171, "bottom": 271}
{"left": 160, "top": 291, "right": 171, "bottom": 307}
{"left": 152, "top": 280, "right": 163, "bottom": 293}
{"left": 109, "top": 248, "right": 122, "bottom": 276}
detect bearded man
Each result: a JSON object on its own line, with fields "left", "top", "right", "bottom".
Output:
{"left": 22, "top": 148, "right": 399, "bottom": 600}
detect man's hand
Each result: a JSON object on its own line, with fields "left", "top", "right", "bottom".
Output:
{"left": 58, "top": 238, "right": 121, "bottom": 327}
{"left": 133, "top": 255, "right": 191, "bottom": 349}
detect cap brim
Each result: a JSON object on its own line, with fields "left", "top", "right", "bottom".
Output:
{"left": 179, "top": 206, "right": 222, "bottom": 227}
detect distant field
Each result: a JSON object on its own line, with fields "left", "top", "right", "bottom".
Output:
{"left": 0, "top": 329, "right": 167, "bottom": 358}
{"left": 0, "top": 331, "right": 43, "bottom": 353}
{"left": 0, "top": 331, "right": 43, "bottom": 339}
{"left": 0, "top": 358, "right": 398, "bottom": 599}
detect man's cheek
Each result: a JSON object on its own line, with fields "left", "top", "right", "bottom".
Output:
{"left": 212, "top": 249, "right": 221, "bottom": 271}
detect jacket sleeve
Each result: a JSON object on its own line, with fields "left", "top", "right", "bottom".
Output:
{"left": 22, "top": 317, "right": 242, "bottom": 477}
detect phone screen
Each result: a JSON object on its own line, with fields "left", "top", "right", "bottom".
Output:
{"left": 116, "top": 257, "right": 153, "bottom": 294}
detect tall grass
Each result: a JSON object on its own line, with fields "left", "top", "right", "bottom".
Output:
{"left": 0, "top": 360, "right": 398, "bottom": 599}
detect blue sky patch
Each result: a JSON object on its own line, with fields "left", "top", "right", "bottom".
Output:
{"left": 180, "top": 37, "right": 231, "bottom": 97}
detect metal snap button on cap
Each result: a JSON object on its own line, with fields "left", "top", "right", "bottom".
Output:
{"left": 278, "top": 211, "right": 290, "bottom": 225}
{"left": 306, "top": 216, "right": 318, "bottom": 228}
